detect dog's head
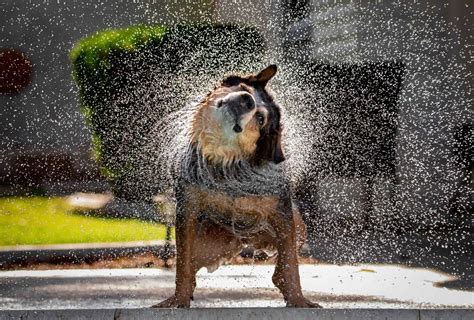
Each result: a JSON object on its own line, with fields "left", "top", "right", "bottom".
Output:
{"left": 191, "top": 65, "right": 285, "bottom": 166}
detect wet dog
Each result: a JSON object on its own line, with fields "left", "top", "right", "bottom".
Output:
{"left": 153, "top": 65, "right": 321, "bottom": 308}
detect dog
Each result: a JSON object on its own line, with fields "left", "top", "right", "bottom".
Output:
{"left": 153, "top": 65, "right": 321, "bottom": 308}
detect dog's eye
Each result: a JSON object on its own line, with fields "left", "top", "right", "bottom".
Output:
{"left": 256, "top": 112, "right": 265, "bottom": 126}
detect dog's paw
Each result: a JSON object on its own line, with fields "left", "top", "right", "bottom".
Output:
{"left": 286, "top": 297, "right": 322, "bottom": 308}
{"left": 303, "top": 299, "right": 323, "bottom": 308}
{"left": 151, "top": 296, "right": 190, "bottom": 308}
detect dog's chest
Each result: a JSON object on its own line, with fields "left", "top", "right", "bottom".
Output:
{"left": 187, "top": 186, "right": 280, "bottom": 236}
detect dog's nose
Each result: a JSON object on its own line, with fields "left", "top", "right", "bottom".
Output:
{"left": 233, "top": 124, "right": 243, "bottom": 133}
{"left": 239, "top": 93, "right": 256, "bottom": 111}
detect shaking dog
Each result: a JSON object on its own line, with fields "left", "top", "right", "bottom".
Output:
{"left": 153, "top": 65, "right": 321, "bottom": 308}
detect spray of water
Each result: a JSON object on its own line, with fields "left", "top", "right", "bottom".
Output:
{"left": 1, "top": 0, "right": 471, "bottom": 280}
{"left": 147, "top": 88, "right": 289, "bottom": 198}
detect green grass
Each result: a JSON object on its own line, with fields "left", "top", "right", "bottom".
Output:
{"left": 0, "top": 197, "right": 171, "bottom": 246}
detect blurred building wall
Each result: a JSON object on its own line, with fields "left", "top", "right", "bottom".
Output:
{"left": 285, "top": 0, "right": 472, "bottom": 226}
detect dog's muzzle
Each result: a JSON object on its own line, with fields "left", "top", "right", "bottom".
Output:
{"left": 220, "top": 92, "right": 256, "bottom": 133}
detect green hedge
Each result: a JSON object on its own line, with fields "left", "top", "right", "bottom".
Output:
{"left": 71, "top": 24, "right": 266, "bottom": 201}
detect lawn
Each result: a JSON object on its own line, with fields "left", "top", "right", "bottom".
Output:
{"left": 0, "top": 196, "right": 171, "bottom": 246}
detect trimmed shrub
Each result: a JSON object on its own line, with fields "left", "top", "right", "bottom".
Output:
{"left": 71, "top": 24, "right": 266, "bottom": 201}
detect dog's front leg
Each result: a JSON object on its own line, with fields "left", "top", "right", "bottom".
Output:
{"left": 152, "top": 188, "right": 197, "bottom": 308}
{"left": 270, "top": 204, "right": 322, "bottom": 308}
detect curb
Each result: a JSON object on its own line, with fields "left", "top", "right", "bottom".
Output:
{"left": 0, "top": 308, "right": 472, "bottom": 320}
{"left": 0, "top": 241, "right": 175, "bottom": 266}
{"left": 0, "top": 242, "right": 312, "bottom": 266}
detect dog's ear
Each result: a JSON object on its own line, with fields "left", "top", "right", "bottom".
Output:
{"left": 253, "top": 65, "right": 277, "bottom": 88}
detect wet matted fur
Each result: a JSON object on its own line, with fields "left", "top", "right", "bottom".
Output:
{"left": 153, "top": 65, "right": 321, "bottom": 308}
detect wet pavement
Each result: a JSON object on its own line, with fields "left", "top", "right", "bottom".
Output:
{"left": 1, "top": 264, "right": 472, "bottom": 309}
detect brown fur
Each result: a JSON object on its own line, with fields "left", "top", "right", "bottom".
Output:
{"left": 153, "top": 65, "right": 321, "bottom": 308}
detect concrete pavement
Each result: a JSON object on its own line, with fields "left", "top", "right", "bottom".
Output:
{"left": 0, "top": 264, "right": 472, "bottom": 309}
